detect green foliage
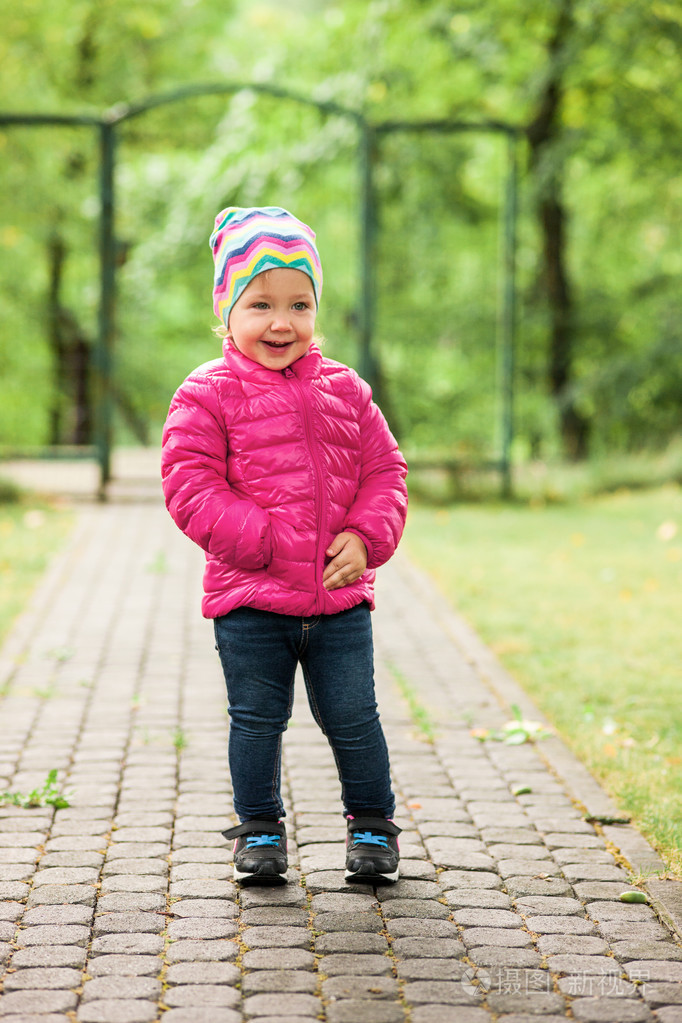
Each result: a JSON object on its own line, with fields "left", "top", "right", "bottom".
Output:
{"left": 404, "top": 485, "right": 682, "bottom": 870}
{"left": 0, "top": 769, "right": 72, "bottom": 809}
{"left": 1, "top": 0, "right": 681, "bottom": 460}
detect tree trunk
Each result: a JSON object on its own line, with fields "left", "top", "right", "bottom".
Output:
{"left": 526, "top": 0, "right": 590, "bottom": 460}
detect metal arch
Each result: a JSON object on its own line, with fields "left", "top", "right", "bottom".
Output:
{"left": 0, "top": 87, "right": 520, "bottom": 498}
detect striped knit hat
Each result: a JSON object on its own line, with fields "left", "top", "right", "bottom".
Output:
{"left": 210, "top": 206, "right": 323, "bottom": 327}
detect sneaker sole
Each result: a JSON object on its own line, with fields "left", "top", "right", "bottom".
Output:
{"left": 345, "top": 867, "right": 399, "bottom": 885}
{"left": 234, "top": 867, "right": 288, "bottom": 887}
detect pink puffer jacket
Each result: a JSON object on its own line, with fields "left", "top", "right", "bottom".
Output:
{"left": 161, "top": 340, "right": 408, "bottom": 618}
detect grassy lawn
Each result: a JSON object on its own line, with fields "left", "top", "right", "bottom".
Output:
{"left": 0, "top": 498, "right": 75, "bottom": 650}
{"left": 403, "top": 484, "right": 682, "bottom": 875}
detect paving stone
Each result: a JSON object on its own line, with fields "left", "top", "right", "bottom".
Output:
{"left": 392, "top": 937, "right": 465, "bottom": 958}
{"left": 613, "top": 942, "right": 682, "bottom": 962}
{"left": 561, "top": 863, "right": 630, "bottom": 882}
{"left": 36, "top": 853, "right": 103, "bottom": 872}
{"left": 545, "top": 954, "right": 622, "bottom": 975}
{"left": 314, "top": 911, "right": 383, "bottom": 933}
{"left": 303, "top": 871, "right": 373, "bottom": 895}
{"left": 600, "top": 921, "right": 672, "bottom": 943}
{"left": 0, "top": 921, "right": 17, "bottom": 940}
{"left": 321, "top": 975, "right": 399, "bottom": 999}
{"left": 558, "top": 975, "right": 638, "bottom": 997}
{"left": 75, "top": 1000, "right": 158, "bottom": 1022}
{"left": 93, "top": 912, "right": 166, "bottom": 935}
{"left": 159, "top": 1011, "right": 239, "bottom": 1023}
{"left": 106, "top": 843, "right": 169, "bottom": 860}
{"left": 526, "top": 915, "right": 597, "bottom": 934}
{"left": 452, "top": 909, "right": 522, "bottom": 928}
{"left": 102, "top": 859, "right": 167, "bottom": 876}
{"left": 241, "top": 947, "right": 316, "bottom": 971}
{"left": 514, "top": 896, "right": 585, "bottom": 916}
{"left": 551, "top": 848, "right": 614, "bottom": 865}
{"left": 0, "top": 833, "right": 46, "bottom": 849}
{"left": 165, "top": 962, "right": 240, "bottom": 986}
{"left": 641, "top": 983, "right": 682, "bottom": 1007}
{"left": 317, "top": 953, "right": 393, "bottom": 976}
{"left": 311, "top": 893, "right": 377, "bottom": 914}
{"left": 0, "top": 991, "right": 78, "bottom": 1014}
{"left": 624, "top": 961, "right": 682, "bottom": 982}
{"left": 100, "top": 875, "right": 167, "bottom": 894}
{"left": 26, "top": 884, "right": 97, "bottom": 908}
{"left": 409, "top": 1008, "right": 489, "bottom": 1023}
{"left": 169, "top": 880, "right": 234, "bottom": 898}
{"left": 543, "top": 832, "right": 604, "bottom": 849}
{"left": 376, "top": 879, "right": 441, "bottom": 901}
{"left": 0, "top": 882, "right": 29, "bottom": 899}
{"left": 486, "top": 993, "right": 567, "bottom": 1015}
{"left": 15, "top": 924, "right": 91, "bottom": 947}
{"left": 574, "top": 881, "right": 637, "bottom": 901}
{"left": 44, "top": 836, "right": 108, "bottom": 852}
{"left": 242, "top": 925, "right": 311, "bottom": 949}
{"left": 315, "top": 932, "right": 387, "bottom": 954}
{"left": 164, "top": 939, "right": 238, "bottom": 963}
{"left": 108, "top": 827, "right": 171, "bottom": 844}
{"left": 467, "top": 947, "right": 542, "bottom": 969}
{"left": 537, "top": 934, "right": 609, "bottom": 955}
{"left": 81, "top": 977, "right": 162, "bottom": 1002}
{"left": 167, "top": 917, "right": 238, "bottom": 940}
{"left": 10, "top": 946, "right": 88, "bottom": 969}
{"left": 113, "top": 812, "right": 173, "bottom": 828}
{"left": 443, "top": 889, "right": 511, "bottom": 909}
{"left": 586, "top": 901, "right": 657, "bottom": 922}
{"left": 3, "top": 968, "right": 83, "bottom": 990}
{"left": 461, "top": 928, "right": 532, "bottom": 949}
{"left": 397, "top": 960, "right": 467, "bottom": 981}
{"left": 480, "top": 828, "right": 543, "bottom": 846}
{"left": 570, "top": 997, "right": 654, "bottom": 1021}
{"left": 242, "top": 994, "right": 322, "bottom": 1017}
{"left": 87, "top": 955, "right": 162, "bottom": 977}
{"left": 89, "top": 933, "right": 165, "bottom": 956}
{"left": 387, "top": 918, "right": 459, "bottom": 938}
{"left": 381, "top": 900, "right": 451, "bottom": 919}
{"left": 96, "top": 894, "right": 166, "bottom": 913}
{"left": 0, "top": 902, "right": 24, "bottom": 921}
{"left": 169, "top": 898, "right": 237, "bottom": 918}
{"left": 163, "top": 985, "right": 240, "bottom": 1008}
{"left": 242, "top": 971, "right": 318, "bottom": 994}
{"left": 438, "top": 870, "right": 503, "bottom": 891}
{"left": 402, "top": 980, "right": 480, "bottom": 1006}
{"left": 504, "top": 876, "right": 573, "bottom": 898}
{"left": 0, "top": 865, "right": 35, "bottom": 882}
{"left": 171, "top": 848, "right": 232, "bottom": 864}
{"left": 655, "top": 1010, "right": 682, "bottom": 1023}
{"left": 325, "top": 1001, "right": 405, "bottom": 1023}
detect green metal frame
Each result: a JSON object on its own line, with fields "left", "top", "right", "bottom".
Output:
{"left": 0, "top": 85, "right": 520, "bottom": 498}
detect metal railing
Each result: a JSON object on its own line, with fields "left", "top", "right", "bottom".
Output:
{"left": 1, "top": 84, "right": 521, "bottom": 498}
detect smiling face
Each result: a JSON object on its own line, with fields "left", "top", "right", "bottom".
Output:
{"left": 227, "top": 268, "right": 317, "bottom": 370}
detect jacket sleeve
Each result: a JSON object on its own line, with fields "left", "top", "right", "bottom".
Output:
{"left": 343, "top": 379, "right": 408, "bottom": 570}
{"left": 161, "top": 374, "right": 272, "bottom": 570}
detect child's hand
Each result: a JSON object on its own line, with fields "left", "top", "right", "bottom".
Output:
{"left": 323, "top": 532, "right": 368, "bottom": 590}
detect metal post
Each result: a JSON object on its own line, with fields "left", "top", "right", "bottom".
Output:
{"left": 358, "top": 123, "right": 377, "bottom": 391}
{"left": 500, "top": 131, "right": 518, "bottom": 499}
{"left": 95, "top": 119, "right": 116, "bottom": 498}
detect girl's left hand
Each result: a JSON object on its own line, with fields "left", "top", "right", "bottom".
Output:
{"left": 323, "top": 532, "right": 368, "bottom": 590}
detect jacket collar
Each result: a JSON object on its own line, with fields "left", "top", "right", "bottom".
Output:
{"left": 222, "top": 339, "right": 322, "bottom": 383}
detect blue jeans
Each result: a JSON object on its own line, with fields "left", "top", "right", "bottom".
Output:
{"left": 213, "top": 603, "right": 395, "bottom": 822}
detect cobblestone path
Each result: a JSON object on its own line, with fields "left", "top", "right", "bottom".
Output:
{"left": 1, "top": 496, "right": 682, "bottom": 1023}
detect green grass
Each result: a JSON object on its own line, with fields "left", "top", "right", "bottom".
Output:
{"left": 0, "top": 498, "right": 74, "bottom": 648}
{"left": 403, "top": 484, "right": 682, "bottom": 874}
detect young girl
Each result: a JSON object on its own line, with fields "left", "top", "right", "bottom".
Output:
{"left": 161, "top": 206, "right": 408, "bottom": 886}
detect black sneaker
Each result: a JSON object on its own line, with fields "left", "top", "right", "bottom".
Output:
{"left": 345, "top": 816, "right": 401, "bottom": 885}
{"left": 222, "top": 819, "right": 288, "bottom": 886}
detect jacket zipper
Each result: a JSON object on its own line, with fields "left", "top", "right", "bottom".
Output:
{"left": 284, "top": 367, "right": 327, "bottom": 611}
